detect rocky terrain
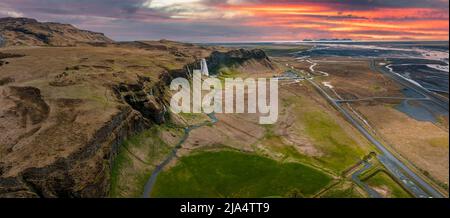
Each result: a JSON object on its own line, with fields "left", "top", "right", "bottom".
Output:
{"left": 0, "top": 17, "right": 279, "bottom": 198}
{"left": 207, "top": 48, "right": 277, "bottom": 75}
{"left": 0, "top": 17, "right": 113, "bottom": 47}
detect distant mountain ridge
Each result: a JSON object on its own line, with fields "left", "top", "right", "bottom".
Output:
{"left": 0, "top": 17, "right": 113, "bottom": 46}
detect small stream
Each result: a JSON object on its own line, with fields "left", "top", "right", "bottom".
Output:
{"left": 142, "top": 113, "right": 218, "bottom": 198}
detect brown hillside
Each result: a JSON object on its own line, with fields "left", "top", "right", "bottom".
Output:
{"left": 0, "top": 17, "right": 113, "bottom": 47}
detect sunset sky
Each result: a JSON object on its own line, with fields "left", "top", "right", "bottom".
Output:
{"left": 0, "top": 0, "right": 449, "bottom": 42}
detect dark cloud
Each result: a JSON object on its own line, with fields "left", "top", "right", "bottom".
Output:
{"left": 297, "top": 14, "right": 369, "bottom": 20}
{"left": 0, "top": 0, "right": 448, "bottom": 41}
{"left": 1, "top": 0, "right": 148, "bottom": 18}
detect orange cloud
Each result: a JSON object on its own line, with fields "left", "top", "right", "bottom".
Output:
{"left": 216, "top": 3, "right": 449, "bottom": 40}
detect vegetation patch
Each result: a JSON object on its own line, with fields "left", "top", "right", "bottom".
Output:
{"left": 254, "top": 93, "right": 367, "bottom": 177}
{"left": 320, "top": 182, "right": 365, "bottom": 198}
{"left": 151, "top": 150, "right": 333, "bottom": 198}
{"left": 428, "top": 137, "right": 449, "bottom": 148}
{"left": 362, "top": 170, "right": 412, "bottom": 198}
{"left": 216, "top": 66, "right": 243, "bottom": 85}
{"left": 110, "top": 125, "right": 182, "bottom": 197}
{"left": 301, "top": 110, "right": 366, "bottom": 171}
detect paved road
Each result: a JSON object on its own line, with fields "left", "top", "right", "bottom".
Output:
{"left": 351, "top": 162, "right": 383, "bottom": 198}
{"left": 336, "top": 97, "right": 431, "bottom": 103}
{"left": 304, "top": 60, "right": 445, "bottom": 198}
{"left": 378, "top": 155, "right": 430, "bottom": 198}
{"left": 142, "top": 113, "right": 218, "bottom": 198}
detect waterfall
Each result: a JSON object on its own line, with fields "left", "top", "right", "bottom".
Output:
{"left": 200, "top": 58, "right": 209, "bottom": 76}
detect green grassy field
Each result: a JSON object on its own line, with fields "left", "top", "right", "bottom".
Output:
{"left": 260, "top": 94, "right": 367, "bottom": 175}
{"left": 301, "top": 110, "right": 366, "bottom": 171}
{"left": 363, "top": 171, "right": 412, "bottom": 198}
{"left": 151, "top": 150, "right": 333, "bottom": 198}
{"left": 109, "top": 125, "right": 182, "bottom": 198}
{"left": 321, "top": 182, "right": 365, "bottom": 198}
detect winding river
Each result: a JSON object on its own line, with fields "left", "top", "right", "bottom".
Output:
{"left": 142, "top": 113, "right": 218, "bottom": 198}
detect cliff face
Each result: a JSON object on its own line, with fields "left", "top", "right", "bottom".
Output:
{"left": 0, "top": 106, "right": 148, "bottom": 197}
{"left": 0, "top": 18, "right": 278, "bottom": 197}
{"left": 0, "top": 47, "right": 275, "bottom": 197}
{"left": 0, "top": 29, "right": 217, "bottom": 197}
{"left": 207, "top": 49, "right": 277, "bottom": 75}
{"left": 114, "top": 75, "right": 171, "bottom": 125}
{"left": 0, "top": 74, "right": 173, "bottom": 198}
{"left": 0, "top": 17, "right": 113, "bottom": 47}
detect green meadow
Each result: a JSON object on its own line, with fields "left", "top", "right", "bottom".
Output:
{"left": 151, "top": 150, "right": 333, "bottom": 198}
{"left": 363, "top": 171, "right": 412, "bottom": 198}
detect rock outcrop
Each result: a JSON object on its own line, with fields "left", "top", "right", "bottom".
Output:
{"left": 206, "top": 49, "right": 277, "bottom": 75}
{"left": 113, "top": 75, "right": 170, "bottom": 125}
